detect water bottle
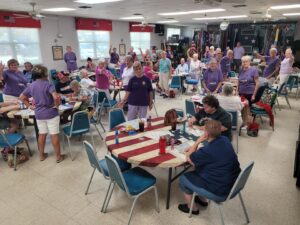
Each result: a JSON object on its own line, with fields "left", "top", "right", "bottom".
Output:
{"left": 147, "top": 116, "right": 152, "bottom": 128}
{"left": 115, "top": 130, "right": 119, "bottom": 144}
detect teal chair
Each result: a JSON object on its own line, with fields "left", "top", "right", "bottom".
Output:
{"left": 175, "top": 108, "right": 185, "bottom": 118}
{"left": 63, "top": 111, "right": 95, "bottom": 160}
{"left": 185, "top": 99, "right": 196, "bottom": 117}
{"left": 83, "top": 141, "right": 131, "bottom": 195}
{"left": 169, "top": 76, "right": 183, "bottom": 97}
{"left": 0, "top": 131, "right": 32, "bottom": 171}
{"left": 188, "top": 162, "right": 255, "bottom": 225}
{"left": 108, "top": 108, "right": 126, "bottom": 131}
{"left": 275, "top": 82, "right": 290, "bottom": 109}
{"left": 96, "top": 90, "right": 117, "bottom": 111}
{"left": 286, "top": 75, "right": 299, "bottom": 99}
{"left": 103, "top": 155, "right": 160, "bottom": 225}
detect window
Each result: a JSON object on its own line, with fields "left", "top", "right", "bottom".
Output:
{"left": 167, "top": 28, "right": 181, "bottom": 39}
{"left": 0, "top": 27, "right": 42, "bottom": 65}
{"left": 77, "top": 30, "right": 110, "bottom": 60}
{"left": 130, "top": 32, "right": 150, "bottom": 54}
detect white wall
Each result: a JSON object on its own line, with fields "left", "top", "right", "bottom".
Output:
{"left": 39, "top": 16, "right": 164, "bottom": 71}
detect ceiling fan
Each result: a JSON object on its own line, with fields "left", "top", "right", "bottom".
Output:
{"left": 131, "top": 17, "right": 155, "bottom": 28}
{"left": 13, "top": 2, "right": 45, "bottom": 20}
{"left": 194, "top": 0, "right": 245, "bottom": 6}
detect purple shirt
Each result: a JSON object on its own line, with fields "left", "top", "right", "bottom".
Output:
{"left": 220, "top": 56, "right": 232, "bottom": 76}
{"left": 64, "top": 52, "right": 78, "bottom": 72}
{"left": 95, "top": 67, "right": 111, "bottom": 90}
{"left": 3, "top": 70, "right": 27, "bottom": 97}
{"left": 263, "top": 56, "right": 280, "bottom": 78}
{"left": 110, "top": 52, "right": 119, "bottom": 64}
{"left": 238, "top": 67, "right": 258, "bottom": 94}
{"left": 127, "top": 76, "right": 153, "bottom": 106}
{"left": 279, "top": 58, "right": 293, "bottom": 75}
{"left": 233, "top": 47, "right": 245, "bottom": 59}
{"left": 203, "top": 68, "right": 224, "bottom": 92}
{"left": 22, "top": 80, "right": 58, "bottom": 120}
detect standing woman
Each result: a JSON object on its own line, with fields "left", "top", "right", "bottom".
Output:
{"left": 23, "top": 61, "right": 33, "bottom": 83}
{"left": 118, "top": 61, "right": 153, "bottom": 120}
{"left": 64, "top": 46, "right": 78, "bottom": 72}
{"left": 95, "top": 59, "right": 113, "bottom": 100}
{"left": 158, "top": 51, "right": 172, "bottom": 98}
{"left": 0, "top": 59, "right": 27, "bottom": 101}
{"left": 19, "top": 65, "right": 64, "bottom": 162}
{"left": 202, "top": 58, "right": 223, "bottom": 94}
{"left": 189, "top": 53, "right": 201, "bottom": 92}
{"left": 278, "top": 48, "right": 294, "bottom": 85}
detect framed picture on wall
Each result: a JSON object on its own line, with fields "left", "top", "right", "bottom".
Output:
{"left": 119, "top": 44, "right": 126, "bottom": 56}
{"left": 52, "top": 46, "right": 63, "bottom": 60}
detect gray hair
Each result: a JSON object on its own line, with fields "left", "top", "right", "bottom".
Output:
{"left": 80, "top": 69, "right": 88, "bottom": 77}
{"left": 125, "top": 55, "right": 134, "bottom": 63}
{"left": 227, "top": 50, "right": 233, "bottom": 55}
{"left": 223, "top": 84, "right": 234, "bottom": 96}
{"left": 241, "top": 55, "right": 252, "bottom": 62}
{"left": 98, "top": 58, "right": 106, "bottom": 64}
{"left": 208, "top": 58, "right": 217, "bottom": 65}
{"left": 70, "top": 80, "right": 80, "bottom": 88}
{"left": 270, "top": 48, "right": 277, "bottom": 54}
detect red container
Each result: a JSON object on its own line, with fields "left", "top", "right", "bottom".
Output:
{"left": 159, "top": 136, "right": 166, "bottom": 154}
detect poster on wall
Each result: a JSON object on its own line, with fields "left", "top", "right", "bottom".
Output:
{"left": 52, "top": 46, "right": 63, "bottom": 60}
{"left": 119, "top": 44, "right": 126, "bottom": 56}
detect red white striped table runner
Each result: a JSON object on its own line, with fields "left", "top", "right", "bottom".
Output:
{"left": 105, "top": 117, "right": 187, "bottom": 168}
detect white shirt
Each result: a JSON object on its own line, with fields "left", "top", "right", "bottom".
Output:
{"left": 189, "top": 60, "right": 201, "bottom": 75}
{"left": 122, "top": 66, "right": 134, "bottom": 86}
{"left": 80, "top": 78, "right": 95, "bottom": 90}
{"left": 217, "top": 95, "right": 243, "bottom": 125}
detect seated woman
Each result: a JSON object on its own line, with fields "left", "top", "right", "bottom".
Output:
{"left": 178, "top": 119, "right": 241, "bottom": 214}
{"left": 86, "top": 57, "right": 96, "bottom": 72}
{"left": 202, "top": 58, "right": 223, "bottom": 94}
{"left": 80, "top": 69, "right": 96, "bottom": 93}
{"left": 95, "top": 59, "right": 113, "bottom": 100}
{"left": 69, "top": 80, "right": 92, "bottom": 110}
{"left": 55, "top": 73, "right": 73, "bottom": 95}
{"left": 118, "top": 61, "right": 153, "bottom": 120}
{"left": 217, "top": 84, "right": 243, "bottom": 126}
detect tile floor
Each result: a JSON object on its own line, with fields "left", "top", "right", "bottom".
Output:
{"left": 0, "top": 92, "right": 300, "bottom": 225}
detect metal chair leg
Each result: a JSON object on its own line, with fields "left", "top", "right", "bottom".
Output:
{"left": 101, "top": 181, "right": 113, "bottom": 212}
{"left": 217, "top": 204, "right": 225, "bottom": 225}
{"left": 154, "top": 186, "right": 160, "bottom": 213}
{"left": 90, "top": 131, "right": 95, "bottom": 148}
{"left": 67, "top": 137, "right": 73, "bottom": 161}
{"left": 276, "top": 98, "right": 281, "bottom": 111}
{"left": 103, "top": 182, "right": 115, "bottom": 213}
{"left": 94, "top": 124, "right": 103, "bottom": 140}
{"left": 128, "top": 197, "right": 139, "bottom": 225}
{"left": 13, "top": 146, "right": 17, "bottom": 171}
{"left": 189, "top": 192, "right": 196, "bottom": 218}
{"left": 239, "top": 193, "right": 250, "bottom": 223}
{"left": 85, "top": 168, "right": 96, "bottom": 195}
{"left": 24, "top": 139, "right": 32, "bottom": 156}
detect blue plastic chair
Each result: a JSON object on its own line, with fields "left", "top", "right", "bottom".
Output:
{"left": 188, "top": 161, "right": 255, "bottom": 225}
{"left": 96, "top": 90, "right": 117, "bottom": 111}
{"left": 83, "top": 141, "right": 131, "bottom": 195}
{"left": 108, "top": 108, "right": 126, "bottom": 131}
{"left": 227, "top": 110, "right": 239, "bottom": 153}
{"left": 277, "top": 82, "right": 291, "bottom": 109}
{"left": 175, "top": 108, "right": 185, "bottom": 118}
{"left": 0, "top": 132, "right": 32, "bottom": 171}
{"left": 185, "top": 99, "right": 196, "bottom": 117}
{"left": 169, "top": 76, "right": 183, "bottom": 97}
{"left": 63, "top": 111, "right": 94, "bottom": 160}
{"left": 286, "top": 75, "right": 299, "bottom": 99}
{"left": 185, "top": 75, "right": 201, "bottom": 94}
{"left": 103, "top": 154, "right": 160, "bottom": 225}
{"left": 0, "top": 93, "right": 3, "bottom": 103}
{"left": 49, "top": 69, "right": 58, "bottom": 85}
{"left": 90, "top": 96, "right": 106, "bottom": 136}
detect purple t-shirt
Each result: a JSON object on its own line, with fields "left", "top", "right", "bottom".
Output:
{"left": 110, "top": 52, "right": 119, "bottom": 64}
{"left": 95, "top": 67, "right": 111, "bottom": 90}
{"left": 64, "top": 52, "right": 78, "bottom": 72}
{"left": 238, "top": 67, "right": 258, "bottom": 94}
{"left": 127, "top": 76, "right": 153, "bottom": 106}
{"left": 3, "top": 70, "right": 27, "bottom": 97}
{"left": 203, "top": 68, "right": 224, "bottom": 92}
{"left": 263, "top": 56, "right": 280, "bottom": 78}
{"left": 220, "top": 56, "right": 232, "bottom": 76}
{"left": 22, "top": 80, "right": 59, "bottom": 120}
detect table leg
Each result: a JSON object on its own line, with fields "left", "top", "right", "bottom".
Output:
{"left": 166, "top": 167, "right": 172, "bottom": 209}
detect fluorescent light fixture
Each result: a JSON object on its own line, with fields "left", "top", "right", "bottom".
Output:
{"left": 193, "top": 17, "right": 217, "bottom": 20}
{"left": 74, "top": 0, "right": 123, "bottom": 4}
{"left": 270, "top": 4, "right": 300, "bottom": 10}
{"left": 120, "top": 16, "right": 144, "bottom": 20}
{"left": 283, "top": 13, "right": 300, "bottom": 16}
{"left": 158, "top": 8, "right": 225, "bottom": 16}
{"left": 218, "top": 15, "right": 248, "bottom": 19}
{"left": 156, "top": 20, "right": 179, "bottom": 23}
{"left": 42, "top": 8, "right": 76, "bottom": 12}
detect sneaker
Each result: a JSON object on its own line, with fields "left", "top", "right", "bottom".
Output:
{"left": 178, "top": 204, "right": 199, "bottom": 215}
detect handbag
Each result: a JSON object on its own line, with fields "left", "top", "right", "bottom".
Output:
{"left": 247, "top": 122, "right": 259, "bottom": 137}
{"left": 164, "top": 109, "right": 177, "bottom": 126}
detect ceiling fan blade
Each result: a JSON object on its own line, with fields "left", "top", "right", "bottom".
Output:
{"left": 132, "top": 24, "right": 142, "bottom": 27}
{"left": 13, "top": 13, "right": 30, "bottom": 18}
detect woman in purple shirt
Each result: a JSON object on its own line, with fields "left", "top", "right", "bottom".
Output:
{"left": 237, "top": 55, "right": 259, "bottom": 105}
{"left": 202, "top": 59, "right": 223, "bottom": 94}
{"left": 95, "top": 59, "right": 113, "bottom": 100}
{"left": 20, "top": 65, "right": 64, "bottom": 163}
{"left": 64, "top": 46, "right": 78, "bottom": 72}
{"left": 0, "top": 59, "right": 27, "bottom": 101}
{"left": 220, "top": 50, "right": 233, "bottom": 79}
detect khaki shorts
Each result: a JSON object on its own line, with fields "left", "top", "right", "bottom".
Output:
{"left": 159, "top": 72, "right": 170, "bottom": 91}
{"left": 37, "top": 115, "right": 60, "bottom": 135}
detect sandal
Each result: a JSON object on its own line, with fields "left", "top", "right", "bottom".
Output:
{"left": 56, "top": 154, "right": 65, "bottom": 163}
{"left": 40, "top": 153, "right": 48, "bottom": 161}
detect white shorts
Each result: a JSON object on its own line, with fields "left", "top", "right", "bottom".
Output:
{"left": 3, "top": 94, "right": 19, "bottom": 101}
{"left": 159, "top": 72, "right": 170, "bottom": 91}
{"left": 37, "top": 116, "right": 60, "bottom": 135}
{"left": 279, "top": 74, "right": 289, "bottom": 85}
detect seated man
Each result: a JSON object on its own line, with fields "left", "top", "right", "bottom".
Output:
{"left": 178, "top": 119, "right": 241, "bottom": 214}
{"left": 55, "top": 73, "right": 73, "bottom": 95}
{"left": 188, "top": 95, "right": 232, "bottom": 140}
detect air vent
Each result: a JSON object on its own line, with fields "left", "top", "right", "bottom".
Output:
{"left": 78, "top": 5, "right": 92, "bottom": 9}
{"left": 249, "top": 11, "right": 262, "bottom": 15}
{"left": 166, "top": 17, "right": 174, "bottom": 20}
{"left": 133, "top": 13, "right": 142, "bottom": 16}
{"left": 232, "top": 4, "right": 247, "bottom": 8}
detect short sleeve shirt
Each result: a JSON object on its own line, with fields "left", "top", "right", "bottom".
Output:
{"left": 159, "top": 58, "right": 171, "bottom": 73}
{"left": 238, "top": 67, "right": 259, "bottom": 94}
{"left": 127, "top": 76, "right": 153, "bottom": 106}
{"left": 3, "top": 70, "right": 28, "bottom": 97}
{"left": 203, "top": 68, "right": 224, "bottom": 92}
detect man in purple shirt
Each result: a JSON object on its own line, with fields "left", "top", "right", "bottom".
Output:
{"left": 109, "top": 46, "right": 120, "bottom": 64}
{"left": 20, "top": 65, "right": 64, "bottom": 163}
{"left": 0, "top": 59, "right": 27, "bottom": 100}
{"left": 202, "top": 58, "right": 224, "bottom": 94}
{"left": 64, "top": 46, "right": 78, "bottom": 72}
{"left": 220, "top": 50, "right": 233, "bottom": 79}
{"left": 233, "top": 42, "right": 245, "bottom": 73}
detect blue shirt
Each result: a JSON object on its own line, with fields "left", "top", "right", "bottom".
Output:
{"left": 159, "top": 58, "right": 171, "bottom": 73}
{"left": 176, "top": 63, "right": 189, "bottom": 74}
{"left": 186, "top": 136, "right": 241, "bottom": 196}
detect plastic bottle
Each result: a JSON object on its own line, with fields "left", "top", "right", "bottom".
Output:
{"left": 147, "top": 116, "right": 152, "bottom": 128}
{"left": 115, "top": 130, "right": 119, "bottom": 144}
